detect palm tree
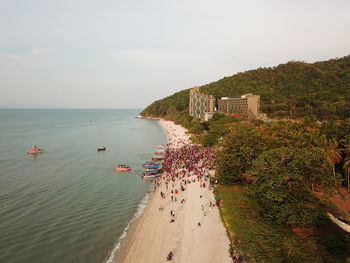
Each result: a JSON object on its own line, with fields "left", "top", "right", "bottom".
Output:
{"left": 343, "top": 158, "right": 350, "bottom": 192}
{"left": 316, "top": 136, "right": 342, "bottom": 182}
{"left": 341, "top": 136, "right": 350, "bottom": 192}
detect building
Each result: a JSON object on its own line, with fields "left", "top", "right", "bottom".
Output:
{"left": 189, "top": 86, "right": 216, "bottom": 120}
{"left": 217, "top": 93, "right": 266, "bottom": 120}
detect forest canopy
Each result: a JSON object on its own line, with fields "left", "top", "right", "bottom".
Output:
{"left": 141, "top": 55, "right": 350, "bottom": 120}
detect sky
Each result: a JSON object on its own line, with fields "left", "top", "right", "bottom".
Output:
{"left": 0, "top": 0, "right": 349, "bottom": 109}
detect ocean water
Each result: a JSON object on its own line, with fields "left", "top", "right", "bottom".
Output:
{"left": 0, "top": 109, "right": 167, "bottom": 263}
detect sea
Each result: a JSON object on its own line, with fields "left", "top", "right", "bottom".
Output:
{"left": 0, "top": 109, "right": 167, "bottom": 263}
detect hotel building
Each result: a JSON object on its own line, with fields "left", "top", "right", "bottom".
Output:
{"left": 189, "top": 87, "right": 216, "bottom": 120}
{"left": 217, "top": 93, "right": 266, "bottom": 120}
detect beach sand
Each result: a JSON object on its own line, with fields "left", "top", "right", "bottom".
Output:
{"left": 117, "top": 119, "right": 231, "bottom": 263}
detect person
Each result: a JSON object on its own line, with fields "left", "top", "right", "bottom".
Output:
{"left": 167, "top": 251, "right": 173, "bottom": 261}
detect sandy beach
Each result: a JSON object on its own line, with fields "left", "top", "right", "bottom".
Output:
{"left": 117, "top": 119, "right": 231, "bottom": 263}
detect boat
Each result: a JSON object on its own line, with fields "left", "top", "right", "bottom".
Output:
{"left": 141, "top": 173, "right": 158, "bottom": 178}
{"left": 143, "top": 162, "right": 160, "bottom": 168}
{"left": 155, "top": 150, "right": 166, "bottom": 155}
{"left": 27, "top": 145, "right": 43, "bottom": 154}
{"left": 152, "top": 156, "right": 164, "bottom": 161}
{"left": 155, "top": 144, "right": 165, "bottom": 148}
{"left": 115, "top": 165, "right": 131, "bottom": 171}
{"left": 143, "top": 168, "right": 159, "bottom": 173}
{"left": 97, "top": 146, "right": 106, "bottom": 152}
{"left": 144, "top": 164, "right": 160, "bottom": 169}
{"left": 144, "top": 161, "right": 157, "bottom": 165}
{"left": 144, "top": 166, "right": 162, "bottom": 173}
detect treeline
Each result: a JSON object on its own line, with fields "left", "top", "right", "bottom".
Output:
{"left": 141, "top": 55, "right": 350, "bottom": 120}
{"left": 194, "top": 115, "right": 350, "bottom": 261}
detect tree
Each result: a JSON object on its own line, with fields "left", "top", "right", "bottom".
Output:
{"left": 313, "top": 136, "right": 342, "bottom": 181}
{"left": 343, "top": 158, "right": 350, "bottom": 192}
{"left": 216, "top": 122, "right": 265, "bottom": 184}
{"left": 247, "top": 147, "right": 336, "bottom": 226}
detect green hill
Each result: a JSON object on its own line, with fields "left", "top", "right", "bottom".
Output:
{"left": 141, "top": 55, "right": 350, "bottom": 120}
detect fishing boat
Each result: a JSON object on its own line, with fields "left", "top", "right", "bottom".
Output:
{"left": 115, "top": 165, "right": 131, "bottom": 171}
{"left": 97, "top": 146, "right": 106, "bottom": 152}
{"left": 27, "top": 145, "right": 43, "bottom": 154}
{"left": 141, "top": 173, "right": 158, "bottom": 178}
{"left": 144, "top": 169, "right": 159, "bottom": 173}
{"left": 155, "top": 144, "right": 165, "bottom": 148}
{"left": 155, "top": 150, "right": 166, "bottom": 155}
{"left": 144, "top": 165, "right": 162, "bottom": 173}
{"left": 152, "top": 156, "right": 164, "bottom": 161}
{"left": 143, "top": 162, "right": 160, "bottom": 168}
{"left": 144, "top": 161, "right": 157, "bottom": 165}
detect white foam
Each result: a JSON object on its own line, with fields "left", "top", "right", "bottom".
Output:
{"left": 104, "top": 192, "right": 150, "bottom": 263}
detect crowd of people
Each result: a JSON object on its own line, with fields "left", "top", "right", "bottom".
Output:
{"left": 150, "top": 138, "right": 239, "bottom": 261}
{"left": 150, "top": 120, "right": 244, "bottom": 262}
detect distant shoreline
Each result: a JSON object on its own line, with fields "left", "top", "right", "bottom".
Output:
{"left": 135, "top": 115, "right": 161, "bottom": 120}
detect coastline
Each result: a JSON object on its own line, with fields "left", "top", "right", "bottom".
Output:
{"left": 114, "top": 119, "right": 231, "bottom": 263}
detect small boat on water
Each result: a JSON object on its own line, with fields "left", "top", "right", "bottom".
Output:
{"left": 152, "top": 156, "right": 164, "bottom": 161}
{"left": 142, "top": 173, "right": 158, "bottom": 179}
{"left": 155, "top": 150, "right": 166, "bottom": 155}
{"left": 143, "top": 162, "right": 160, "bottom": 168}
{"left": 27, "top": 145, "right": 43, "bottom": 154}
{"left": 115, "top": 165, "right": 131, "bottom": 171}
{"left": 155, "top": 144, "right": 165, "bottom": 148}
{"left": 144, "top": 160, "right": 157, "bottom": 164}
{"left": 97, "top": 146, "right": 106, "bottom": 152}
{"left": 144, "top": 166, "right": 162, "bottom": 174}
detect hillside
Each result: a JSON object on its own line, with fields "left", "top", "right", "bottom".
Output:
{"left": 141, "top": 55, "right": 350, "bottom": 120}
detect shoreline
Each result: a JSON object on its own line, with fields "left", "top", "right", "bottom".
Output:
{"left": 113, "top": 119, "right": 231, "bottom": 263}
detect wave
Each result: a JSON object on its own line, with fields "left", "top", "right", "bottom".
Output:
{"left": 104, "top": 192, "right": 151, "bottom": 263}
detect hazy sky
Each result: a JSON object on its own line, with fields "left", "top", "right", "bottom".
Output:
{"left": 1, "top": 0, "right": 349, "bottom": 108}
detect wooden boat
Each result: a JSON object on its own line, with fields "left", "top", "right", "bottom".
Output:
{"left": 144, "top": 161, "right": 157, "bottom": 165}
{"left": 27, "top": 145, "right": 43, "bottom": 154}
{"left": 155, "top": 144, "right": 165, "bottom": 148}
{"left": 144, "top": 166, "right": 162, "bottom": 173}
{"left": 155, "top": 150, "right": 166, "bottom": 155}
{"left": 144, "top": 169, "right": 158, "bottom": 173}
{"left": 152, "top": 156, "right": 164, "bottom": 161}
{"left": 142, "top": 173, "right": 158, "bottom": 178}
{"left": 143, "top": 162, "right": 160, "bottom": 168}
{"left": 97, "top": 146, "right": 106, "bottom": 152}
{"left": 115, "top": 165, "right": 131, "bottom": 171}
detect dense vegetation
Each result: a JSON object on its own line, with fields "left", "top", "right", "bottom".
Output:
{"left": 210, "top": 117, "right": 350, "bottom": 262}
{"left": 141, "top": 54, "right": 350, "bottom": 262}
{"left": 141, "top": 55, "right": 350, "bottom": 120}
{"left": 217, "top": 184, "right": 349, "bottom": 263}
